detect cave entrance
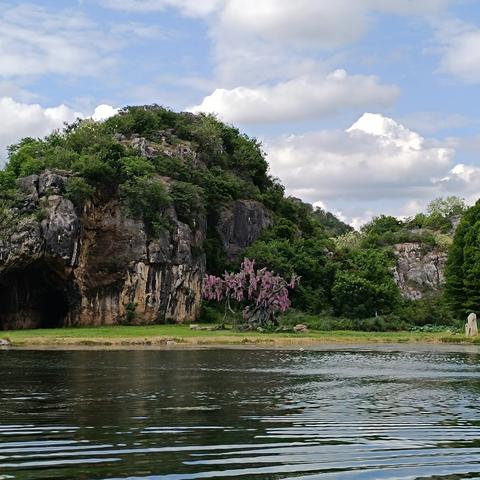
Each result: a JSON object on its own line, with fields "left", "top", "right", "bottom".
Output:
{"left": 0, "top": 263, "right": 70, "bottom": 330}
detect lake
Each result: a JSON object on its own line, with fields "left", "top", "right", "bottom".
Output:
{"left": 1, "top": 346, "right": 480, "bottom": 479}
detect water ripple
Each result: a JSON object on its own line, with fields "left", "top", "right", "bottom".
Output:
{"left": 0, "top": 348, "right": 479, "bottom": 479}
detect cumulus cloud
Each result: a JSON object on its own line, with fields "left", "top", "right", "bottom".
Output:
{"left": 438, "top": 164, "right": 480, "bottom": 203}
{"left": 0, "top": 98, "right": 117, "bottom": 164}
{"left": 263, "top": 112, "right": 480, "bottom": 224}
{"left": 91, "top": 104, "right": 119, "bottom": 121}
{"left": 216, "top": 0, "right": 368, "bottom": 50}
{"left": 266, "top": 113, "right": 453, "bottom": 202}
{"left": 99, "top": 0, "right": 451, "bottom": 87}
{"left": 212, "top": 0, "right": 451, "bottom": 82}
{"left": 190, "top": 71, "right": 399, "bottom": 124}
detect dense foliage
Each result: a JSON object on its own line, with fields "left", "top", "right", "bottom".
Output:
{"left": 1, "top": 106, "right": 277, "bottom": 239}
{"left": 445, "top": 200, "right": 480, "bottom": 318}
{"left": 312, "top": 207, "right": 353, "bottom": 237}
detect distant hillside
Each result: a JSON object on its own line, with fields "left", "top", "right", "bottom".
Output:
{"left": 312, "top": 207, "right": 353, "bottom": 237}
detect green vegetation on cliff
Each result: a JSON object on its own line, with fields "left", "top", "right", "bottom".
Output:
{"left": 0, "top": 105, "right": 470, "bottom": 331}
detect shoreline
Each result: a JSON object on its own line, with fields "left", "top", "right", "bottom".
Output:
{"left": 6, "top": 341, "right": 480, "bottom": 354}
{"left": 1, "top": 325, "right": 478, "bottom": 351}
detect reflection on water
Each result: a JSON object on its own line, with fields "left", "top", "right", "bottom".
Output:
{"left": 0, "top": 348, "right": 479, "bottom": 479}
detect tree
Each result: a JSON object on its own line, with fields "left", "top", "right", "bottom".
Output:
{"left": 427, "top": 196, "right": 466, "bottom": 219}
{"left": 332, "top": 249, "right": 400, "bottom": 318}
{"left": 362, "top": 215, "right": 402, "bottom": 236}
{"left": 445, "top": 201, "right": 480, "bottom": 317}
{"left": 203, "top": 258, "right": 299, "bottom": 329}
{"left": 244, "top": 237, "right": 335, "bottom": 313}
{"left": 312, "top": 207, "right": 353, "bottom": 237}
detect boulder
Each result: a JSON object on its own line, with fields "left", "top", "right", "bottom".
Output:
{"left": 293, "top": 323, "right": 309, "bottom": 333}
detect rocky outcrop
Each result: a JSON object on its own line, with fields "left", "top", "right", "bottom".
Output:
{"left": 0, "top": 170, "right": 206, "bottom": 329}
{"left": 393, "top": 243, "right": 447, "bottom": 300}
{"left": 216, "top": 200, "right": 273, "bottom": 260}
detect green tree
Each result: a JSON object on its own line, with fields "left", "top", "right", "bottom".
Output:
{"left": 312, "top": 207, "right": 353, "bottom": 237}
{"left": 64, "top": 177, "right": 95, "bottom": 206}
{"left": 332, "top": 249, "right": 400, "bottom": 318}
{"left": 445, "top": 201, "right": 480, "bottom": 317}
{"left": 245, "top": 237, "right": 335, "bottom": 313}
{"left": 427, "top": 196, "right": 466, "bottom": 218}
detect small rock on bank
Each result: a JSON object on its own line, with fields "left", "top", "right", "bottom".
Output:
{"left": 293, "top": 324, "right": 309, "bottom": 333}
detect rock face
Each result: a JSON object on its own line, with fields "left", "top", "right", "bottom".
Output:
{"left": 393, "top": 243, "right": 447, "bottom": 300}
{"left": 0, "top": 171, "right": 206, "bottom": 330}
{"left": 216, "top": 200, "right": 272, "bottom": 260}
{"left": 0, "top": 169, "right": 274, "bottom": 330}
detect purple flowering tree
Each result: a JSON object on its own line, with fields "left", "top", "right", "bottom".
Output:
{"left": 203, "top": 258, "right": 299, "bottom": 329}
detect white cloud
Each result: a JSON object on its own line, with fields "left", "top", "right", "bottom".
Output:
{"left": 100, "top": 0, "right": 222, "bottom": 16}
{"left": 99, "top": 0, "right": 451, "bottom": 88}
{"left": 0, "top": 4, "right": 162, "bottom": 79}
{"left": 216, "top": 0, "right": 450, "bottom": 50}
{"left": 210, "top": 0, "right": 451, "bottom": 84}
{"left": 438, "top": 164, "right": 480, "bottom": 203}
{"left": 266, "top": 113, "right": 453, "bottom": 202}
{"left": 216, "top": 0, "right": 368, "bottom": 50}
{"left": 91, "top": 104, "right": 119, "bottom": 121}
{"left": 190, "top": 71, "right": 399, "bottom": 124}
{"left": 0, "top": 98, "right": 117, "bottom": 164}
{"left": 399, "top": 111, "right": 471, "bottom": 134}
{"left": 437, "top": 22, "right": 480, "bottom": 83}
{"left": 263, "top": 112, "right": 480, "bottom": 224}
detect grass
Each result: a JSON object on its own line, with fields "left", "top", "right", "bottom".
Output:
{"left": 0, "top": 324, "right": 477, "bottom": 348}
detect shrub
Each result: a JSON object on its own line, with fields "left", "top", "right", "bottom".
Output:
{"left": 170, "top": 181, "right": 205, "bottom": 227}
{"left": 120, "top": 177, "right": 171, "bottom": 237}
{"left": 64, "top": 177, "right": 95, "bottom": 206}
{"left": 396, "top": 294, "right": 457, "bottom": 327}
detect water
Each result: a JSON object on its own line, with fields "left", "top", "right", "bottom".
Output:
{"left": 1, "top": 346, "right": 480, "bottom": 479}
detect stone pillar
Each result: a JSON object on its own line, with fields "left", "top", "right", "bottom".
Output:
{"left": 465, "top": 313, "right": 478, "bottom": 337}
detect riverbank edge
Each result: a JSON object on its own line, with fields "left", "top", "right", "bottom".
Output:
{"left": 0, "top": 325, "right": 478, "bottom": 349}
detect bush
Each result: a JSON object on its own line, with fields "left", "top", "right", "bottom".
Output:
{"left": 64, "top": 177, "right": 95, "bottom": 206}
{"left": 280, "top": 310, "right": 409, "bottom": 331}
{"left": 170, "top": 181, "right": 205, "bottom": 227}
{"left": 199, "top": 303, "right": 224, "bottom": 324}
{"left": 120, "top": 177, "right": 171, "bottom": 237}
{"left": 245, "top": 237, "right": 335, "bottom": 313}
{"left": 396, "top": 294, "right": 457, "bottom": 327}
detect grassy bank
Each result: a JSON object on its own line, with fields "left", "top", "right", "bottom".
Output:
{"left": 0, "top": 324, "right": 477, "bottom": 348}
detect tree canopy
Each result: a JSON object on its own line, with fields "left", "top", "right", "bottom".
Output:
{"left": 445, "top": 201, "right": 480, "bottom": 318}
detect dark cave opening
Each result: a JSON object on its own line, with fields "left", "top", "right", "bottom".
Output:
{"left": 0, "top": 264, "right": 70, "bottom": 330}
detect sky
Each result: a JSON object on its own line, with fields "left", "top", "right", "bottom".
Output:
{"left": 2, "top": 0, "right": 480, "bottom": 227}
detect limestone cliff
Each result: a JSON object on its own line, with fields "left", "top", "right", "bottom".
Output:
{"left": 0, "top": 170, "right": 206, "bottom": 329}
{"left": 392, "top": 243, "right": 448, "bottom": 300}
{"left": 216, "top": 199, "right": 272, "bottom": 261}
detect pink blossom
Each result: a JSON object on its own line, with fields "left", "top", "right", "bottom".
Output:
{"left": 202, "top": 258, "right": 300, "bottom": 328}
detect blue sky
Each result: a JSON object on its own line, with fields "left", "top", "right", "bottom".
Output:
{"left": 2, "top": 0, "right": 480, "bottom": 226}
